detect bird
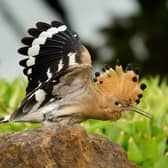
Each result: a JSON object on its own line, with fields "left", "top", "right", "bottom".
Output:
{"left": 0, "top": 21, "right": 152, "bottom": 126}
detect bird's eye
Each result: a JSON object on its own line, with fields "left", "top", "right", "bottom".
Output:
{"left": 114, "top": 101, "right": 122, "bottom": 107}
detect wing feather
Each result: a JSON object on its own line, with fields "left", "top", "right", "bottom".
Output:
{"left": 11, "top": 21, "right": 92, "bottom": 122}
{"left": 18, "top": 21, "right": 85, "bottom": 94}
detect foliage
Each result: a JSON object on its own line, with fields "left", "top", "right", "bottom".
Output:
{"left": 0, "top": 78, "right": 39, "bottom": 133}
{"left": 0, "top": 77, "right": 167, "bottom": 167}
{"left": 100, "top": 0, "right": 168, "bottom": 77}
{"left": 83, "top": 77, "right": 168, "bottom": 168}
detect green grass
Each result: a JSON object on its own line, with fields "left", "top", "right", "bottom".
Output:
{"left": 0, "top": 78, "right": 39, "bottom": 132}
{"left": 83, "top": 77, "right": 168, "bottom": 168}
{"left": 0, "top": 77, "right": 167, "bottom": 167}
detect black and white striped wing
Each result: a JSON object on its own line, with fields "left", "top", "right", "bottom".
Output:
{"left": 9, "top": 21, "right": 91, "bottom": 122}
{"left": 18, "top": 21, "right": 83, "bottom": 93}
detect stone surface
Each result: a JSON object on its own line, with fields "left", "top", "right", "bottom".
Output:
{"left": 0, "top": 125, "right": 139, "bottom": 168}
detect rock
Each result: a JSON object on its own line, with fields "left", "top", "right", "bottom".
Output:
{"left": 0, "top": 125, "right": 139, "bottom": 168}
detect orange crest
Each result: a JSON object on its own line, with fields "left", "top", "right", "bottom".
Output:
{"left": 94, "top": 65, "right": 146, "bottom": 105}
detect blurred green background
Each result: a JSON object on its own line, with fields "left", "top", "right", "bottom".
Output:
{"left": 0, "top": 0, "right": 168, "bottom": 168}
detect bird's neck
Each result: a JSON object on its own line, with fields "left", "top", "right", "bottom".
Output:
{"left": 78, "top": 85, "right": 107, "bottom": 120}
{"left": 80, "top": 85, "right": 121, "bottom": 121}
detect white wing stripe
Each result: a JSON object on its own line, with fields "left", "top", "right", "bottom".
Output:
{"left": 28, "top": 45, "right": 40, "bottom": 57}
{"left": 26, "top": 56, "right": 36, "bottom": 66}
{"left": 29, "top": 89, "right": 47, "bottom": 113}
{"left": 68, "top": 52, "right": 77, "bottom": 65}
{"left": 47, "top": 68, "right": 52, "bottom": 79}
{"left": 35, "top": 89, "right": 46, "bottom": 102}
{"left": 58, "top": 59, "right": 63, "bottom": 71}
{"left": 28, "top": 25, "right": 67, "bottom": 60}
{"left": 32, "top": 36, "right": 47, "bottom": 45}
{"left": 39, "top": 25, "right": 67, "bottom": 39}
{"left": 27, "top": 68, "right": 32, "bottom": 75}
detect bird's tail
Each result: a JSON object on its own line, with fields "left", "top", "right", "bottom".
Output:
{"left": 0, "top": 115, "right": 10, "bottom": 123}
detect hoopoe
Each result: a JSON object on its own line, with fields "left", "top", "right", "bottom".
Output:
{"left": 0, "top": 21, "right": 152, "bottom": 126}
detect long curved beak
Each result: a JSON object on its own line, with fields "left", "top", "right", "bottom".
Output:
{"left": 126, "top": 106, "right": 152, "bottom": 119}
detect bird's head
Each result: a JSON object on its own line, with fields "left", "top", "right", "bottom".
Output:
{"left": 94, "top": 65, "right": 152, "bottom": 120}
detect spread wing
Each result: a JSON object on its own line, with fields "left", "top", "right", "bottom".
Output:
{"left": 18, "top": 21, "right": 91, "bottom": 93}
{"left": 10, "top": 21, "right": 92, "bottom": 122}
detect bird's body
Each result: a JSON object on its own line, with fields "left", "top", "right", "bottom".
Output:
{"left": 0, "top": 21, "right": 152, "bottom": 126}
